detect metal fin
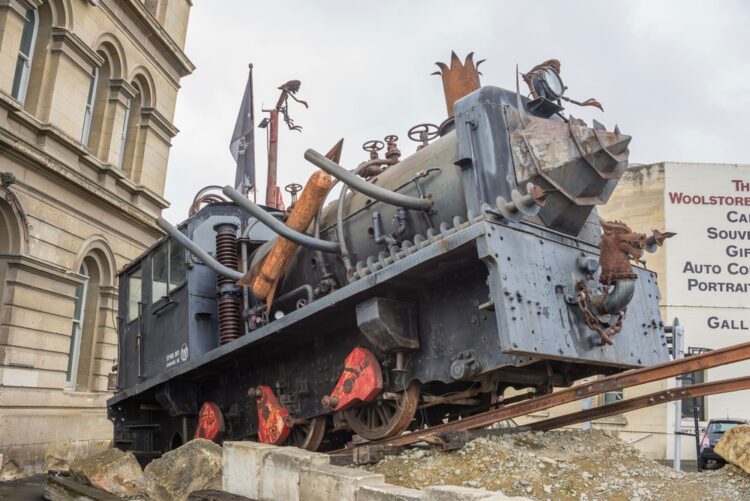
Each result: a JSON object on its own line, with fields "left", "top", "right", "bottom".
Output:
{"left": 592, "top": 119, "right": 606, "bottom": 131}
{"left": 515, "top": 64, "right": 529, "bottom": 128}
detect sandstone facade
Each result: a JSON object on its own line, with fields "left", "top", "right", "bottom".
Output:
{"left": 0, "top": 0, "right": 193, "bottom": 476}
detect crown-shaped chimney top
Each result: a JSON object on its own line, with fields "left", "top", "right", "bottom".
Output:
{"left": 433, "top": 51, "right": 484, "bottom": 117}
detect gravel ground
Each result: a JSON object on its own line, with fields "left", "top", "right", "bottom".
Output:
{"left": 364, "top": 429, "right": 750, "bottom": 500}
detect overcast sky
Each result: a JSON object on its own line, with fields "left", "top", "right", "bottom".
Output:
{"left": 163, "top": 0, "right": 750, "bottom": 222}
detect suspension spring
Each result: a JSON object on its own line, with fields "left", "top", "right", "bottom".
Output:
{"left": 214, "top": 223, "right": 241, "bottom": 344}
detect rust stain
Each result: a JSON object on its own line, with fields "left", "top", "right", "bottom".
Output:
{"left": 433, "top": 51, "right": 483, "bottom": 117}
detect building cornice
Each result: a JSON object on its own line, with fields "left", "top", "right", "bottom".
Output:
{"left": 103, "top": 0, "right": 195, "bottom": 79}
{"left": 1, "top": 90, "right": 170, "bottom": 212}
{"left": 140, "top": 106, "right": 179, "bottom": 143}
{"left": 0, "top": 0, "right": 40, "bottom": 20}
{"left": 108, "top": 78, "right": 138, "bottom": 107}
{"left": 2, "top": 253, "right": 84, "bottom": 288}
{"left": 0, "top": 92, "right": 169, "bottom": 233}
{"left": 50, "top": 27, "right": 104, "bottom": 73}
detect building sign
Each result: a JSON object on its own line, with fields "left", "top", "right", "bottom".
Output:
{"left": 664, "top": 163, "right": 750, "bottom": 423}
{"left": 665, "top": 164, "right": 750, "bottom": 310}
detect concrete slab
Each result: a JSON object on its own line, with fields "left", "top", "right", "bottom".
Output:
{"left": 424, "top": 485, "right": 528, "bottom": 500}
{"left": 222, "top": 441, "right": 276, "bottom": 499}
{"left": 299, "top": 463, "right": 382, "bottom": 501}
{"left": 355, "top": 481, "right": 425, "bottom": 501}
{"left": 259, "top": 447, "right": 329, "bottom": 501}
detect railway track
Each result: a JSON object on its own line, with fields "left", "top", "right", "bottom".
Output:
{"left": 332, "top": 340, "right": 750, "bottom": 459}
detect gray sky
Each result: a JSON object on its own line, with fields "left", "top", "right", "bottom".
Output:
{"left": 163, "top": 0, "right": 750, "bottom": 223}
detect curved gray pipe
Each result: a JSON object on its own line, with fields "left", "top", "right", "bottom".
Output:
{"left": 222, "top": 186, "right": 340, "bottom": 253}
{"left": 156, "top": 217, "right": 243, "bottom": 281}
{"left": 592, "top": 279, "right": 636, "bottom": 315}
{"left": 304, "top": 149, "right": 433, "bottom": 211}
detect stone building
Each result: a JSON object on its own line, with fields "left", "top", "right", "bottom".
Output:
{"left": 518, "top": 161, "right": 750, "bottom": 462}
{"left": 0, "top": 0, "right": 193, "bottom": 475}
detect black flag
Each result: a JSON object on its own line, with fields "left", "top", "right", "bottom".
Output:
{"left": 230, "top": 65, "right": 255, "bottom": 194}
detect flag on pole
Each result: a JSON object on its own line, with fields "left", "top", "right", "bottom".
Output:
{"left": 230, "top": 65, "right": 255, "bottom": 195}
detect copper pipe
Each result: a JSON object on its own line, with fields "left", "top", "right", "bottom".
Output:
{"left": 244, "top": 170, "right": 333, "bottom": 300}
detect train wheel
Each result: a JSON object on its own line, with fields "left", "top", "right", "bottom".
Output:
{"left": 285, "top": 415, "right": 326, "bottom": 451}
{"left": 343, "top": 382, "right": 419, "bottom": 441}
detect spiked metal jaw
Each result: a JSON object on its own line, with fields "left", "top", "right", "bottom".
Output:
{"left": 433, "top": 51, "right": 484, "bottom": 117}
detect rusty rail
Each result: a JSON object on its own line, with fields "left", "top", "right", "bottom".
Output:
{"left": 341, "top": 340, "right": 750, "bottom": 450}
{"left": 528, "top": 376, "right": 750, "bottom": 431}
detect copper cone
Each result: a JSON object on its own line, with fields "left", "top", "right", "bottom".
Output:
{"left": 432, "top": 51, "right": 484, "bottom": 117}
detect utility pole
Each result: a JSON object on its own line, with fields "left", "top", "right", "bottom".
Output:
{"left": 666, "top": 318, "right": 684, "bottom": 471}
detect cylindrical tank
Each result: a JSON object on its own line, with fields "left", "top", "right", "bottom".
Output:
{"left": 277, "top": 130, "right": 468, "bottom": 295}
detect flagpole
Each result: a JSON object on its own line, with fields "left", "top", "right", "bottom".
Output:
{"left": 246, "top": 63, "right": 255, "bottom": 198}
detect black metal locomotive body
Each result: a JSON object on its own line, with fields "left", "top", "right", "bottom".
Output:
{"left": 108, "top": 78, "right": 669, "bottom": 458}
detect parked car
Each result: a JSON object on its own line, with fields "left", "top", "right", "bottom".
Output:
{"left": 699, "top": 418, "right": 748, "bottom": 469}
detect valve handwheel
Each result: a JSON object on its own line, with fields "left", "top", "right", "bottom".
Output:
{"left": 408, "top": 123, "right": 439, "bottom": 142}
{"left": 384, "top": 134, "right": 399, "bottom": 144}
{"left": 284, "top": 183, "right": 303, "bottom": 195}
{"left": 362, "top": 140, "right": 385, "bottom": 153}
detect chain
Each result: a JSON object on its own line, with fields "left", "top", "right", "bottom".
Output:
{"left": 575, "top": 283, "right": 626, "bottom": 346}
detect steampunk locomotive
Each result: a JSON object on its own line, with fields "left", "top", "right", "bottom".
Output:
{"left": 108, "top": 53, "right": 672, "bottom": 459}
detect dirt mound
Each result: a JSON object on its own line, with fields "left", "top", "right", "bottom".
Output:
{"left": 364, "top": 429, "right": 750, "bottom": 500}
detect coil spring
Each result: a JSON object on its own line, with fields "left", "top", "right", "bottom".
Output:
{"left": 215, "top": 226, "right": 238, "bottom": 286}
{"left": 214, "top": 224, "right": 241, "bottom": 344}
{"left": 218, "top": 295, "right": 242, "bottom": 344}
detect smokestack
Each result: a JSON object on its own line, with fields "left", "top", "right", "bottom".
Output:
{"left": 433, "top": 51, "right": 484, "bottom": 117}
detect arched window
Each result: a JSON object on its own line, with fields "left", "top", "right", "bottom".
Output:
{"left": 120, "top": 75, "right": 151, "bottom": 175}
{"left": 81, "top": 66, "right": 99, "bottom": 145}
{"left": 65, "top": 245, "right": 113, "bottom": 392}
{"left": 11, "top": 8, "right": 39, "bottom": 104}
{"left": 65, "top": 261, "right": 88, "bottom": 389}
{"left": 0, "top": 198, "right": 22, "bottom": 310}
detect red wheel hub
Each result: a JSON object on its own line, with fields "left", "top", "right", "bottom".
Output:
{"left": 323, "top": 347, "right": 383, "bottom": 412}
{"left": 255, "top": 385, "right": 292, "bottom": 445}
{"left": 194, "top": 402, "right": 224, "bottom": 442}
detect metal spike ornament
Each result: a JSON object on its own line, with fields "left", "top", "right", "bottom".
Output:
{"left": 432, "top": 51, "right": 484, "bottom": 117}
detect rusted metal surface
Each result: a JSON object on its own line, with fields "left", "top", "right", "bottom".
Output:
{"left": 194, "top": 402, "right": 225, "bottom": 442}
{"left": 598, "top": 220, "right": 645, "bottom": 284}
{"left": 285, "top": 415, "right": 326, "bottom": 452}
{"left": 342, "top": 381, "right": 420, "bottom": 441}
{"left": 432, "top": 51, "right": 483, "bottom": 117}
{"left": 575, "top": 284, "right": 626, "bottom": 345}
{"left": 284, "top": 183, "right": 302, "bottom": 210}
{"left": 529, "top": 376, "right": 750, "bottom": 431}
{"left": 521, "top": 59, "right": 561, "bottom": 100}
{"left": 242, "top": 170, "right": 333, "bottom": 300}
{"left": 188, "top": 186, "right": 229, "bottom": 216}
{"left": 507, "top": 104, "right": 631, "bottom": 234}
{"left": 342, "top": 341, "right": 750, "bottom": 449}
{"left": 265, "top": 109, "right": 279, "bottom": 208}
{"left": 254, "top": 385, "right": 292, "bottom": 445}
{"left": 275, "top": 79, "right": 308, "bottom": 131}
{"left": 263, "top": 80, "right": 309, "bottom": 209}
{"left": 322, "top": 347, "right": 383, "bottom": 412}
{"left": 573, "top": 220, "right": 674, "bottom": 345}
{"left": 384, "top": 135, "right": 401, "bottom": 163}
{"left": 522, "top": 59, "right": 603, "bottom": 111}
{"left": 408, "top": 123, "right": 439, "bottom": 150}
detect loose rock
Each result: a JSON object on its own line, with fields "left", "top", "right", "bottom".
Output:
{"left": 365, "top": 429, "right": 750, "bottom": 500}
{"left": 715, "top": 424, "right": 750, "bottom": 474}
{"left": 69, "top": 448, "right": 146, "bottom": 497}
{"left": 144, "top": 439, "right": 223, "bottom": 501}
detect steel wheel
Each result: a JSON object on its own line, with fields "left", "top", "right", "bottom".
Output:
{"left": 285, "top": 415, "right": 326, "bottom": 451}
{"left": 343, "top": 382, "right": 419, "bottom": 440}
